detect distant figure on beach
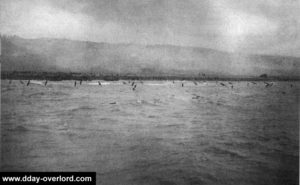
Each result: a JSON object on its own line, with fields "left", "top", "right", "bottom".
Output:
{"left": 131, "top": 82, "right": 135, "bottom": 86}
{"left": 80, "top": 80, "right": 82, "bottom": 85}
{"left": 133, "top": 84, "right": 137, "bottom": 91}
{"left": 20, "top": 80, "right": 24, "bottom": 84}
{"left": 220, "top": 82, "right": 226, "bottom": 87}
{"left": 44, "top": 80, "right": 48, "bottom": 86}
{"left": 74, "top": 81, "right": 77, "bottom": 87}
{"left": 27, "top": 80, "right": 30, "bottom": 86}
{"left": 193, "top": 81, "right": 198, "bottom": 85}
{"left": 98, "top": 81, "right": 102, "bottom": 86}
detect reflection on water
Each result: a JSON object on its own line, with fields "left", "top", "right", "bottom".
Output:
{"left": 1, "top": 80, "right": 299, "bottom": 185}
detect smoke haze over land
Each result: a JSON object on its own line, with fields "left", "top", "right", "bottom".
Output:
{"left": 1, "top": 0, "right": 299, "bottom": 56}
{"left": 0, "top": 0, "right": 299, "bottom": 77}
{"left": 1, "top": 36, "right": 299, "bottom": 77}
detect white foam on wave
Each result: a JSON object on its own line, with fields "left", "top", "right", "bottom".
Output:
{"left": 87, "top": 82, "right": 111, "bottom": 85}
{"left": 145, "top": 83, "right": 167, "bottom": 86}
{"left": 30, "top": 80, "right": 44, "bottom": 86}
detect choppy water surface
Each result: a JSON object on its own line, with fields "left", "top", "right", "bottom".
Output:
{"left": 1, "top": 80, "right": 299, "bottom": 185}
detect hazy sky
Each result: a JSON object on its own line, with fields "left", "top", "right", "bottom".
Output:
{"left": 1, "top": 0, "right": 299, "bottom": 56}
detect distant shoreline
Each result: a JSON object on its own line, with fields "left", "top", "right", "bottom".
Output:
{"left": 1, "top": 71, "right": 299, "bottom": 81}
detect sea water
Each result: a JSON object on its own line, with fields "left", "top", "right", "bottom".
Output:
{"left": 1, "top": 80, "right": 299, "bottom": 185}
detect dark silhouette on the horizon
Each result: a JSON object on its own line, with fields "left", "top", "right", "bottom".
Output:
{"left": 27, "top": 80, "right": 30, "bottom": 86}
{"left": 260, "top": 74, "right": 268, "bottom": 78}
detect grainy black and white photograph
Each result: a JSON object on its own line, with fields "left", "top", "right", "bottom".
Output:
{"left": 0, "top": 0, "right": 299, "bottom": 184}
